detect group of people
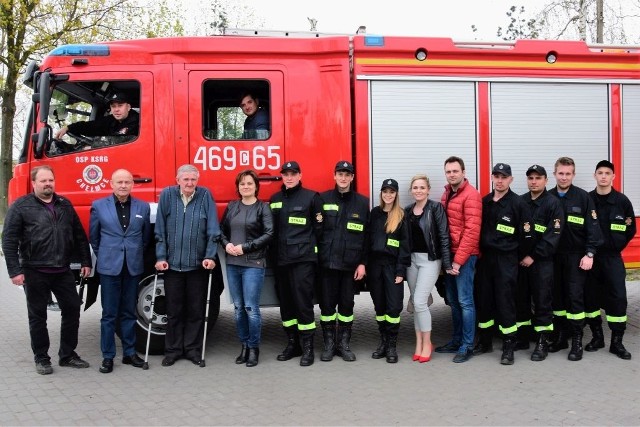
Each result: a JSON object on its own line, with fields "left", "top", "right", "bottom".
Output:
{"left": 2, "top": 154, "right": 635, "bottom": 376}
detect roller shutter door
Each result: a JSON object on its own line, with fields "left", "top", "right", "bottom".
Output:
{"left": 369, "top": 80, "right": 477, "bottom": 204}
{"left": 622, "top": 85, "right": 640, "bottom": 209}
{"left": 491, "top": 83, "right": 609, "bottom": 195}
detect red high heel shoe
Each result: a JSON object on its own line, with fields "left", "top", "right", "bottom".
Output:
{"left": 413, "top": 354, "right": 420, "bottom": 361}
{"left": 419, "top": 354, "right": 431, "bottom": 363}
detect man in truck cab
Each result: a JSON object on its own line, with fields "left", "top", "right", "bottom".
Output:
{"left": 54, "top": 92, "right": 139, "bottom": 142}
{"left": 240, "top": 92, "right": 269, "bottom": 139}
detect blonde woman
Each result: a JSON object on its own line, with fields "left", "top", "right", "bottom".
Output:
{"left": 405, "top": 174, "right": 452, "bottom": 363}
{"left": 367, "top": 179, "right": 411, "bottom": 363}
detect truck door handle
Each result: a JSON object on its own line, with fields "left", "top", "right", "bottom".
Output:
{"left": 133, "top": 177, "right": 153, "bottom": 183}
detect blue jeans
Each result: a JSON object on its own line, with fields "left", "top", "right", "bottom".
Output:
{"left": 226, "top": 264, "right": 265, "bottom": 348}
{"left": 100, "top": 269, "right": 140, "bottom": 359}
{"left": 444, "top": 255, "right": 477, "bottom": 352}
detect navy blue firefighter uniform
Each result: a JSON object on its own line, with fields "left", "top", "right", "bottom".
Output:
{"left": 548, "top": 184, "right": 603, "bottom": 361}
{"left": 318, "top": 186, "right": 370, "bottom": 362}
{"left": 367, "top": 206, "right": 411, "bottom": 363}
{"left": 584, "top": 187, "right": 636, "bottom": 359}
{"left": 517, "top": 188, "right": 564, "bottom": 361}
{"left": 269, "top": 181, "right": 323, "bottom": 366}
{"left": 476, "top": 188, "right": 534, "bottom": 365}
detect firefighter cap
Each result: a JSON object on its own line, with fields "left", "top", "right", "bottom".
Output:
{"left": 492, "top": 163, "right": 512, "bottom": 177}
{"left": 280, "top": 161, "right": 301, "bottom": 174}
{"left": 526, "top": 164, "right": 547, "bottom": 177}
{"left": 334, "top": 160, "right": 354, "bottom": 174}
{"left": 380, "top": 178, "right": 399, "bottom": 192}
{"left": 108, "top": 92, "right": 129, "bottom": 104}
{"left": 595, "top": 160, "right": 615, "bottom": 173}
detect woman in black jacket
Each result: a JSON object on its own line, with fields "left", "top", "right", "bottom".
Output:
{"left": 405, "top": 174, "right": 452, "bottom": 363}
{"left": 219, "top": 170, "right": 274, "bottom": 367}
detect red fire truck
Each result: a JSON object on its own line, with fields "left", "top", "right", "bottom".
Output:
{"left": 11, "top": 30, "right": 640, "bottom": 352}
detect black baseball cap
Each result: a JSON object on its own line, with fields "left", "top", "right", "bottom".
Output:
{"left": 380, "top": 178, "right": 399, "bottom": 192}
{"left": 108, "top": 92, "right": 129, "bottom": 104}
{"left": 526, "top": 164, "right": 547, "bottom": 177}
{"left": 334, "top": 160, "right": 354, "bottom": 174}
{"left": 280, "top": 161, "right": 301, "bottom": 173}
{"left": 492, "top": 163, "right": 512, "bottom": 177}
{"left": 595, "top": 160, "right": 615, "bottom": 173}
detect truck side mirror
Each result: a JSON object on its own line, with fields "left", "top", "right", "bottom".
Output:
{"left": 38, "top": 72, "right": 51, "bottom": 123}
{"left": 33, "top": 128, "right": 49, "bottom": 159}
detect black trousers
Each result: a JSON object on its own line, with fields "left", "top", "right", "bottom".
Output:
{"left": 585, "top": 255, "right": 627, "bottom": 332}
{"left": 275, "top": 262, "right": 316, "bottom": 337}
{"left": 516, "top": 259, "right": 554, "bottom": 332}
{"left": 553, "top": 252, "right": 586, "bottom": 330}
{"left": 476, "top": 251, "right": 518, "bottom": 337}
{"left": 23, "top": 268, "right": 81, "bottom": 362}
{"left": 163, "top": 269, "right": 207, "bottom": 359}
{"left": 367, "top": 262, "right": 403, "bottom": 334}
{"left": 319, "top": 268, "right": 355, "bottom": 325}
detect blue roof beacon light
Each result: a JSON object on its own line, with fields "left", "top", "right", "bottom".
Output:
{"left": 364, "top": 36, "right": 384, "bottom": 47}
{"left": 49, "top": 44, "right": 110, "bottom": 56}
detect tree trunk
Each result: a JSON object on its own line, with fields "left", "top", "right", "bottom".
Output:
{"left": 578, "top": 0, "right": 588, "bottom": 41}
{"left": 596, "top": 0, "right": 604, "bottom": 43}
{"left": 0, "top": 68, "right": 19, "bottom": 220}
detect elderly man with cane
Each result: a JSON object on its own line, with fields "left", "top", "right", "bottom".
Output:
{"left": 154, "top": 164, "right": 220, "bottom": 367}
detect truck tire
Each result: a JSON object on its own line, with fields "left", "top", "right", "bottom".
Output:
{"left": 134, "top": 272, "right": 221, "bottom": 355}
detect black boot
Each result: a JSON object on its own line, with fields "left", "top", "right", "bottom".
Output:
{"left": 585, "top": 322, "right": 605, "bottom": 352}
{"left": 300, "top": 335, "right": 315, "bottom": 367}
{"left": 473, "top": 330, "right": 493, "bottom": 355}
{"left": 568, "top": 329, "right": 583, "bottom": 361}
{"left": 386, "top": 331, "right": 398, "bottom": 363}
{"left": 320, "top": 323, "right": 336, "bottom": 362}
{"left": 548, "top": 321, "right": 569, "bottom": 353}
{"left": 235, "top": 344, "right": 249, "bottom": 364}
{"left": 372, "top": 322, "right": 387, "bottom": 359}
{"left": 609, "top": 330, "right": 631, "bottom": 360}
{"left": 277, "top": 327, "right": 302, "bottom": 361}
{"left": 500, "top": 337, "right": 515, "bottom": 365}
{"left": 530, "top": 333, "right": 549, "bottom": 362}
{"left": 246, "top": 348, "right": 259, "bottom": 367}
{"left": 336, "top": 325, "right": 356, "bottom": 362}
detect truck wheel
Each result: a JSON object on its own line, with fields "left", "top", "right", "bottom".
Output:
{"left": 135, "top": 273, "right": 167, "bottom": 355}
{"left": 134, "top": 273, "right": 221, "bottom": 355}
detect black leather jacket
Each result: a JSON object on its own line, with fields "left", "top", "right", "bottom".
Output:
{"left": 219, "top": 200, "right": 274, "bottom": 262}
{"left": 2, "top": 193, "right": 91, "bottom": 278}
{"left": 405, "top": 199, "right": 453, "bottom": 270}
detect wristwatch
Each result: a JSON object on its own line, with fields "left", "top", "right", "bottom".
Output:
{"left": 586, "top": 252, "right": 594, "bottom": 258}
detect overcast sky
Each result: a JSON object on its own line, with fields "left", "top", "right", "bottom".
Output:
{"left": 241, "top": 0, "right": 548, "bottom": 40}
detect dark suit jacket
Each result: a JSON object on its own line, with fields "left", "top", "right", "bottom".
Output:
{"left": 89, "top": 195, "right": 151, "bottom": 276}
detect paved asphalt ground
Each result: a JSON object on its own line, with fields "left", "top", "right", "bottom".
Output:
{"left": 0, "top": 258, "right": 638, "bottom": 426}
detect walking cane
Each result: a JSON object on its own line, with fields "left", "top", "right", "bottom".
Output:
{"left": 142, "top": 273, "right": 159, "bottom": 370}
{"left": 200, "top": 270, "right": 214, "bottom": 368}
{"left": 77, "top": 275, "right": 86, "bottom": 304}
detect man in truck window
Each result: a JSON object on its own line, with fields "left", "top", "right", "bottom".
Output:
{"left": 55, "top": 92, "right": 139, "bottom": 141}
{"left": 2, "top": 166, "right": 92, "bottom": 375}
{"left": 240, "top": 92, "right": 269, "bottom": 139}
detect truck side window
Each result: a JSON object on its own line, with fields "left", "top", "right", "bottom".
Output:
{"left": 203, "top": 79, "right": 271, "bottom": 141}
{"left": 46, "top": 80, "right": 141, "bottom": 156}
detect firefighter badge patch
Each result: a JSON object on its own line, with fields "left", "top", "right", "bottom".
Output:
{"left": 523, "top": 222, "right": 531, "bottom": 233}
{"left": 626, "top": 217, "right": 633, "bottom": 226}
{"left": 591, "top": 210, "right": 597, "bottom": 220}
{"left": 316, "top": 212, "right": 323, "bottom": 223}
{"left": 554, "top": 218, "right": 561, "bottom": 229}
